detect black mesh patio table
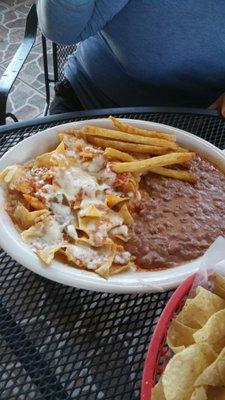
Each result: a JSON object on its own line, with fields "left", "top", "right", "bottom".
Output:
{"left": 0, "top": 107, "right": 224, "bottom": 400}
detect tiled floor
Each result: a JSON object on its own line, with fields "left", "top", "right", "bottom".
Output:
{"left": 0, "top": 0, "right": 54, "bottom": 123}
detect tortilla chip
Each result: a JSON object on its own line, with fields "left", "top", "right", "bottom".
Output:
{"left": 193, "top": 309, "right": 225, "bottom": 353}
{"left": 22, "top": 217, "right": 64, "bottom": 264}
{"left": 35, "top": 141, "right": 69, "bottom": 168}
{"left": 162, "top": 343, "right": 217, "bottom": 400}
{"left": 0, "top": 165, "right": 24, "bottom": 184}
{"left": 152, "top": 378, "right": 166, "bottom": 400}
{"left": 12, "top": 177, "right": 33, "bottom": 194}
{"left": 58, "top": 132, "right": 73, "bottom": 142}
{"left": 109, "top": 262, "right": 131, "bottom": 276}
{"left": 124, "top": 176, "right": 138, "bottom": 193}
{"left": 78, "top": 216, "right": 107, "bottom": 246}
{"left": 13, "top": 203, "right": 49, "bottom": 229}
{"left": 211, "top": 272, "right": 225, "bottom": 300}
{"left": 106, "top": 194, "right": 128, "bottom": 208}
{"left": 207, "top": 386, "right": 225, "bottom": 400}
{"left": 195, "top": 347, "right": 225, "bottom": 387}
{"left": 65, "top": 240, "right": 116, "bottom": 277}
{"left": 177, "top": 287, "right": 225, "bottom": 328}
{"left": 167, "top": 319, "right": 196, "bottom": 353}
{"left": 107, "top": 209, "right": 124, "bottom": 228}
{"left": 118, "top": 204, "right": 133, "bottom": 226}
{"left": 190, "top": 387, "right": 207, "bottom": 400}
{"left": 79, "top": 204, "right": 102, "bottom": 218}
{"left": 36, "top": 246, "right": 61, "bottom": 265}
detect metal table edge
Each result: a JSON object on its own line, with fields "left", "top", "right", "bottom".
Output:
{"left": 0, "top": 107, "right": 219, "bottom": 134}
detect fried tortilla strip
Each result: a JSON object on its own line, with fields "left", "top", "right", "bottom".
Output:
{"left": 104, "top": 147, "right": 134, "bottom": 162}
{"left": 109, "top": 116, "right": 176, "bottom": 142}
{"left": 106, "top": 194, "right": 128, "bottom": 208}
{"left": 22, "top": 218, "right": 63, "bottom": 264}
{"left": 58, "top": 132, "right": 73, "bottom": 142}
{"left": 148, "top": 167, "right": 197, "bottom": 183}
{"left": 23, "top": 194, "right": 46, "bottom": 210}
{"left": 0, "top": 165, "right": 24, "bottom": 183}
{"left": 79, "top": 204, "right": 103, "bottom": 218}
{"left": 35, "top": 141, "right": 66, "bottom": 167}
{"left": 36, "top": 246, "right": 62, "bottom": 265}
{"left": 66, "top": 240, "right": 116, "bottom": 278}
{"left": 85, "top": 136, "right": 170, "bottom": 155}
{"left": 13, "top": 203, "right": 49, "bottom": 229}
{"left": 81, "top": 126, "right": 178, "bottom": 149}
{"left": 109, "top": 263, "right": 131, "bottom": 276}
{"left": 111, "top": 152, "right": 195, "bottom": 173}
{"left": 119, "top": 203, "right": 133, "bottom": 225}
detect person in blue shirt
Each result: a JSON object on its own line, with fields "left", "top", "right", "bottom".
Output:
{"left": 37, "top": 0, "right": 225, "bottom": 116}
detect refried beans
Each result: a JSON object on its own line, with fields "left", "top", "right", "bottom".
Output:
{"left": 125, "top": 156, "right": 225, "bottom": 269}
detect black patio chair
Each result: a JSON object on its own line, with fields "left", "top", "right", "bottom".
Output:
{"left": 0, "top": 4, "right": 76, "bottom": 125}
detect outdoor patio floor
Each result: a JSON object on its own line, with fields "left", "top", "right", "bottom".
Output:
{"left": 0, "top": 0, "right": 53, "bottom": 123}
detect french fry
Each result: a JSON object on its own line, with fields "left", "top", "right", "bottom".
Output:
{"left": 148, "top": 167, "right": 197, "bottom": 183}
{"left": 109, "top": 116, "right": 176, "bottom": 142}
{"left": 177, "top": 146, "right": 191, "bottom": 153}
{"left": 111, "top": 152, "right": 195, "bottom": 173}
{"left": 81, "top": 126, "right": 178, "bottom": 149}
{"left": 84, "top": 136, "right": 171, "bottom": 155}
{"left": 104, "top": 147, "right": 134, "bottom": 162}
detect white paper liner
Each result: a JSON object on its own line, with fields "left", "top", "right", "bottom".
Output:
{"left": 190, "top": 236, "right": 225, "bottom": 295}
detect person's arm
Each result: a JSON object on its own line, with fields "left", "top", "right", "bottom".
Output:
{"left": 209, "top": 93, "right": 225, "bottom": 117}
{"left": 37, "top": 0, "right": 129, "bottom": 45}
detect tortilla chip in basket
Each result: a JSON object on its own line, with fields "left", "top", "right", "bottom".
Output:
{"left": 189, "top": 387, "right": 207, "bottom": 400}
{"left": 211, "top": 272, "right": 225, "bottom": 300}
{"left": 176, "top": 287, "right": 225, "bottom": 328}
{"left": 207, "top": 386, "right": 225, "bottom": 400}
{"left": 162, "top": 343, "right": 217, "bottom": 400}
{"left": 195, "top": 347, "right": 225, "bottom": 387}
{"left": 193, "top": 308, "right": 225, "bottom": 353}
{"left": 151, "top": 378, "right": 166, "bottom": 400}
{"left": 167, "top": 319, "right": 196, "bottom": 353}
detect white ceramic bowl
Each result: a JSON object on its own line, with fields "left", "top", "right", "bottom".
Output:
{"left": 0, "top": 118, "right": 224, "bottom": 294}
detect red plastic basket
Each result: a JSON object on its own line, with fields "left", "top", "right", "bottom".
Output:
{"left": 141, "top": 274, "right": 196, "bottom": 400}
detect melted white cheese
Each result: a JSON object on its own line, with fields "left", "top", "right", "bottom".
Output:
{"left": 66, "top": 224, "right": 78, "bottom": 240}
{"left": 79, "top": 197, "right": 106, "bottom": 214}
{"left": 50, "top": 202, "right": 73, "bottom": 227}
{"left": 114, "top": 251, "right": 131, "bottom": 265}
{"left": 111, "top": 225, "right": 129, "bottom": 237}
{"left": 3, "top": 165, "right": 20, "bottom": 183}
{"left": 98, "top": 166, "right": 116, "bottom": 186}
{"left": 87, "top": 155, "right": 105, "bottom": 173}
{"left": 70, "top": 245, "right": 110, "bottom": 270}
{"left": 108, "top": 211, "right": 123, "bottom": 228}
{"left": 24, "top": 218, "right": 63, "bottom": 251}
{"left": 55, "top": 166, "right": 104, "bottom": 200}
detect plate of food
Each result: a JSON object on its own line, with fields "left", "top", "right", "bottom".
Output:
{"left": 0, "top": 117, "right": 225, "bottom": 293}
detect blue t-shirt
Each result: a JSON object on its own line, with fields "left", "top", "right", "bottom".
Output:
{"left": 37, "top": 0, "right": 225, "bottom": 109}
